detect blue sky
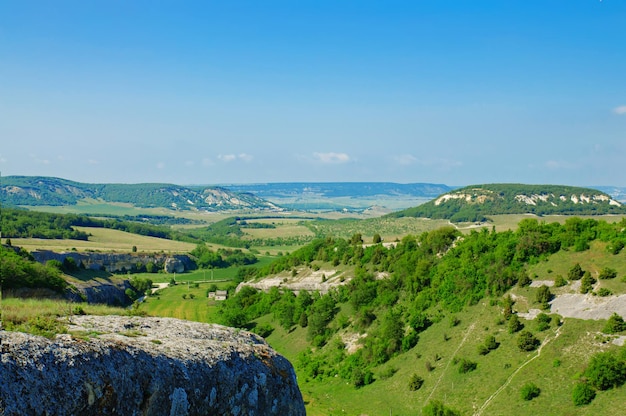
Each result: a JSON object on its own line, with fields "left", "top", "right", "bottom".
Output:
{"left": 1, "top": 1, "right": 625, "bottom": 186}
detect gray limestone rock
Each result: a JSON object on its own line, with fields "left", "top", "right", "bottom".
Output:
{"left": 0, "top": 316, "right": 305, "bottom": 416}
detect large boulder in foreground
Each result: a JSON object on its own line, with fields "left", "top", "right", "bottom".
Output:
{"left": 0, "top": 316, "right": 305, "bottom": 416}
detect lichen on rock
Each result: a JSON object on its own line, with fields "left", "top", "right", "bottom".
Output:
{"left": 0, "top": 316, "right": 305, "bottom": 416}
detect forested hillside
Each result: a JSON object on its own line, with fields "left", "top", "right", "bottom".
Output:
{"left": 392, "top": 184, "right": 625, "bottom": 222}
{"left": 0, "top": 176, "right": 278, "bottom": 211}
{"left": 211, "top": 216, "right": 626, "bottom": 413}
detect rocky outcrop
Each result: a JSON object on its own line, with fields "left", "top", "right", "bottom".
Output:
{"left": 0, "top": 316, "right": 305, "bottom": 416}
{"left": 66, "top": 277, "right": 134, "bottom": 306}
{"left": 30, "top": 250, "right": 196, "bottom": 274}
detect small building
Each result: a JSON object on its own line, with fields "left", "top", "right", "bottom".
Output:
{"left": 215, "top": 290, "right": 228, "bottom": 301}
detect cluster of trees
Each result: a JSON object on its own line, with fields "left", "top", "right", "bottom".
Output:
{"left": 190, "top": 244, "right": 257, "bottom": 269}
{"left": 1, "top": 208, "right": 196, "bottom": 242}
{"left": 0, "top": 246, "right": 66, "bottom": 292}
{"left": 1, "top": 209, "right": 90, "bottom": 240}
{"left": 573, "top": 346, "right": 626, "bottom": 405}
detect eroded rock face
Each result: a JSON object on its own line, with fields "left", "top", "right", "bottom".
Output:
{"left": 0, "top": 316, "right": 305, "bottom": 416}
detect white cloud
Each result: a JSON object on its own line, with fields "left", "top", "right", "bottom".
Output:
{"left": 408, "top": 157, "right": 462, "bottom": 170}
{"left": 29, "top": 154, "right": 50, "bottom": 165}
{"left": 219, "top": 153, "right": 254, "bottom": 163}
{"left": 202, "top": 158, "right": 214, "bottom": 166}
{"left": 313, "top": 152, "right": 351, "bottom": 164}
{"left": 613, "top": 105, "right": 626, "bottom": 115}
{"left": 219, "top": 154, "right": 237, "bottom": 163}
{"left": 156, "top": 162, "right": 165, "bottom": 169}
{"left": 184, "top": 160, "right": 195, "bottom": 167}
{"left": 393, "top": 154, "right": 418, "bottom": 166}
{"left": 544, "top": 160, "right": 574, "bottom": 169}
{"left": 238, "top": 153, "right": 253, "bottom": 162}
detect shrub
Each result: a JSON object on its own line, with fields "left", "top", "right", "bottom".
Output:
{"left": 580, "top": 271, "right": 596, "bottom": 294}
{"left": 485, "top": 335, "right": 499, "bottom": 350}
{"left": 477, "top": 344, "right": 490, "bottom": 355}
{"left": 584, "top": 351, "right": 626, "bottom": 390}
{"left": 379, "top": 366, "right": 398, "bottom": 380}
{"left": 520, "top": 382, "right": 541, "bottom": 400}
{"left": 568, "top": 263, "right": 585, "bottom": 281}
{"left": 517, "top": 330, "right": 540, "bottom": 352}
{"left": 596, "top": 287, "right": 613, "bottom": 297}
{"left": 536, "top": 313, "right": 551, "bottom": 331}
{"left": 252, "top": 323, "right": 274, "bottom": 338}
{"left": 603, "top": 313, "right": 626, "bottom": 334}
{"left": 422, "top": 400, "right": 461, "bottom": 416}
{"left": 458, "top": 358, "right": 477, "bottom": 374}
{"left": 351, "top": 367, "right": 374, "bottom": 388}
{"left": 598, "top": 267, "right": 617, "bottom": 280}
{"left": 508, "top": 314, "right": 524, "bottom": 334}
{"left": 125, "top": 288, "right": 138, "bottom": 301}
{"left": 572, "top": 382, "right": 596, "bottom": 406}
{"left": 554, "top": 274, "right": 567, "bottom": 287}
{"left": 408, "top": 374, "right": 424, "bottom": 391}
{"left": 535, "top": 285, "right": 552, "bottom": 309}
{"left": 517, "top": 273, "right": 531, "bottom": 287}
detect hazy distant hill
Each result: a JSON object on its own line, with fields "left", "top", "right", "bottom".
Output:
{"left": 0, "top": 176, "right": 280, "bottom": 211}
{"left": 222, "top": 182, "right": 452, "bottom": 198}
{"left": 391, "top": 183, "right": 626, "bottom": 222}
{"left": 222, "top": 182, "right": 453, "bottom": 211}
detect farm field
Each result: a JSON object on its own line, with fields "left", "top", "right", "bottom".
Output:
{"left": 9, "top": 227, "right": 198, "bottom": 253}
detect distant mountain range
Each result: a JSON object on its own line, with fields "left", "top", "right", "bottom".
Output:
{"left": 2, "top": 176, "right": 626, "bottom": 215}
{"left": 391, "top": 183, "right": 626, "bottom": 222}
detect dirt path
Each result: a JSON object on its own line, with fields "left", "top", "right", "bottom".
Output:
{"left": 473, "top": 324, "right": 563, "bottom": 416}
{"left": 425, "top": 322, "right": 476, "bottom": 403}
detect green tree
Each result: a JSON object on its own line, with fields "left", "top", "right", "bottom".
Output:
{"left": 554, "top": 274, "right": 567, "bottom": 287}
{"left": 572, "top": 382, "right": 596, "bottom": 406}
{"left": 517, "top": 330, "right": 540, "bottom": 351}
{"left": 603, "top": 313, "right": 626, "bottom": 334}
{"left": 372, "top": 233, "right": 382, "bottom": 244}
{"left": 598, "top": 267, "right": 617, "bottom": 280}
{"left": 535, "top": 285, "right": 552, "bottom": 309}
{"left": 520, "top": 382, "right": 541, "bottom": 400}
{"left": 580, "top": 271, "right": 596, "bottom": 294}
{"left": 584, "top": 351, "right": 626, "bottom": 390}
{"left": 408, "top": 374, "right": 424, "bottom": 391}
{"left": 458, "top": 358, "right": 477, "bottom": 373}
{"left": 508, "top": 314, "right": 524, "bottom": 334}
{"left": 568, "top": 263, "right": 585, "bottom": 281}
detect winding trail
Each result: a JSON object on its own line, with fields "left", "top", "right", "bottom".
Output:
{"left": 473, "top": 324, "right": 564, "bottom": 416}
{"left": 425, "top": 322, "right": 476, "bottom": 403}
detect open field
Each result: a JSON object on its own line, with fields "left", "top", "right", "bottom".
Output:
{"left": 9, "top": 227, "right": 198, "bottom": 253}
{"left": 140, "top": 281, "right": 231, "bottom": 323}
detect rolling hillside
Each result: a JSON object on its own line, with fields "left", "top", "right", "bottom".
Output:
{"left": 0, "top": 176, "right": 281, "bottom": 211}
{"left": 392, "top": 184, "right": 626, "bottom": 222}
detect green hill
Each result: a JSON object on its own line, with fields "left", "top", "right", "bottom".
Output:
{"left": 175, "top": 216, "right": 626, "bottom": 415}
{"left": 391, "top": 184, "right": 626, "bottom": 222}
{"left": 0, "top": 176, "right": 280, "bottom": 211}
